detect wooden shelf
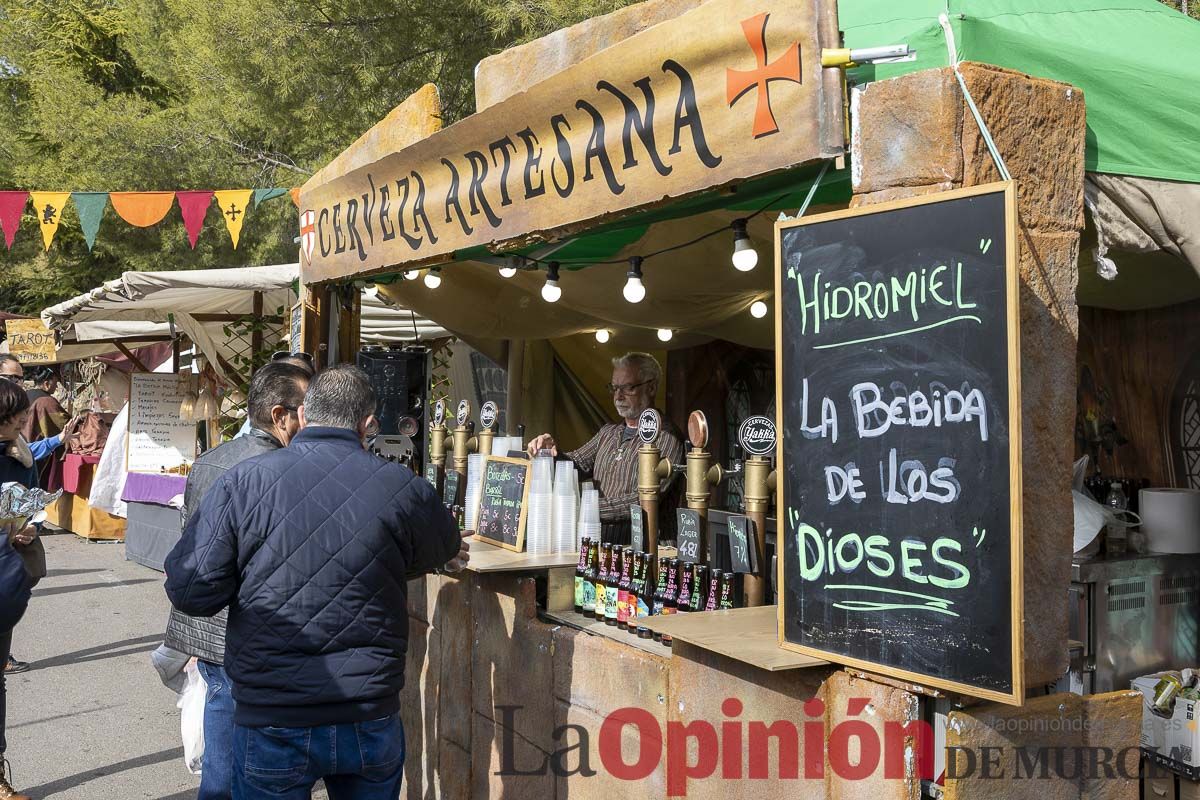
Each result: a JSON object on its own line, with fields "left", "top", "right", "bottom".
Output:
{"left": 461, "top": 536, "right": 579, "bottom": 573}
{"left": 637, "top": 606, "right": 828, "bottom": 672}
{"left": 543, "top": 608, "right": 670, "bottom": 657}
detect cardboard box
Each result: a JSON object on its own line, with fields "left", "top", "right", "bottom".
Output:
{"left": 1145, "top": 774, "right": 1179, "bottom": 800}
{"left": 1134, "top": 672, "right": 1200, "bottom": 778}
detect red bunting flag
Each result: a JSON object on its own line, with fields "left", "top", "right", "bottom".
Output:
{"left": 0, "top": 191, "right": 28, "bottom": 250}
{"left": 176, "top": 191, "right": 214, "bottom": 249}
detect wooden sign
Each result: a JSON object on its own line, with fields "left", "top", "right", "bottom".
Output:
{"left": 474, "top": 456, "right": 532, "bottom": 551}
{"left": 4, "top": 319, "right": 56, "bottom": 364}
{"left": 443, "top": 469, "right": 462, "bottom": 508}
{"left": 630, "top": 504, "right": 645, "bottom": 553}
{"left": 126, "top": 372, "right": 199, "bottom": 474}
{"left": 675, "top": 509, "right": 702, "bottom": 564}
{"left": 727, "top": 515, "right": 759, "bottom": 575}
{"left": 774, "top": 182, "right": 1023, "bottom": 704}
{"left": 299, "top": 0, "right": 843, "bottom": 283}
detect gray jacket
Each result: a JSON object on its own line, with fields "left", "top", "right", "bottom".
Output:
{"left": 163, "top": 428, "right": 283, "bottom": 664}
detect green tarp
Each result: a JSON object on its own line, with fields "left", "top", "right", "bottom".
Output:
{"left": 840, "top": 0, "right": 1200, "bottom": 183}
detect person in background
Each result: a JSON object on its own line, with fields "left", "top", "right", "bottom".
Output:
{"left": 527, "top": 352, "right": 685, "bottom": 544}
{"left": 0, "top": 378, "right": 43, "bottom": 800}
{"left": 234, "top": 352, "right": 315, "bottom": 439}
{"left": 163, "top": 362, "right": 312, "bottom": 800}
{"left": 165, "top": 365, "right": 468, "bottom": 800}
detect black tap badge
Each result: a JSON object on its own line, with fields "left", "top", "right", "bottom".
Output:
{"left": 638, "top": 409, "right": 661, "bottom": 444}
{"left": 433, "top": 399, "right": 446, "bottom": 427}
{"left": 481, "top": 401, "right": 498, "bottom": 430}
{"left": 456, "top": 400, "right": 470, "bottom": 428}
{"left": 738, "top": 415, "right": 777, "bottom": 457}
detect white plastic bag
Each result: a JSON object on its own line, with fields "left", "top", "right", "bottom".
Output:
{"left": 178, "top": 660, "right": 206, "bottom": 775}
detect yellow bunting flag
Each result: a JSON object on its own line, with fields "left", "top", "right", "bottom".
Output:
{"left": 28, "top": 192, "right": 70, "bottom": 251}
{"left": 214, "top": 190, "right": 253, "bottom": 249}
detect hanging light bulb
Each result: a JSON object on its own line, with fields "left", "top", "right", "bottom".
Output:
{"left": 499, "top": 257, "right": 519, "bottom": 278}
{"left": 731, "top": 219, "right": 759, "bottom": 272}
{"left": 595, "top": 329, "right": 611, "bottom": 344}
{"left": 403, "top": 269, "right": 420, "bottom": 281}
{"left": 623, "top": 256, "right": 646, "bottom": 304}
{"left": 541, "top": 261, "right": 562, "bottom": 303}
{"left": 424, "top": 267, "right": 442, "bottom": 289}
{"left": 751, "top": 300, "right": 769, "bottom": 318}
{"left": 657, "top": 328, "right": 673, "bottom": 342}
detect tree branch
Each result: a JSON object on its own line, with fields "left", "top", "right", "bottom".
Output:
{"left": 201, "top": 132, "right": 311, "bottom": 177}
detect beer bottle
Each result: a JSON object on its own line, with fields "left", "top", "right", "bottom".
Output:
{"left": 651, "top": 556, "right": 670, "bottom": 618}
{"left": 593, "top": 544, "right": 610, "bottom": 620}
{"left": 690, "top": 565, "right": 708, "bottom": 612}
{"left": 718, "top": 570, "right": 735, "bottom": 610}
{"left": 662, "top": 558, "right": 680, "bottom": 615}
{"left": 584, "top": 539, "right": 600, "bottom": 616}
{"left": 604, "top": 547, "right": 620, "bottom": 625}
{"left": 627, "top": 552, "right": 645, "bottom": 632}
{"left": 617, "top": 547, "right": 633, "bottom": 625}
{"left": 704, "top": 569, "right": 721, "bottom": 611}
{"left": 676, "top": 559, "right": 693, "bottom": 612}
{"left": 574, "top": 537, "right": 591, "bottom": 614}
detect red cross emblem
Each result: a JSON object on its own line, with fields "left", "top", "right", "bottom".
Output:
{"left": 299, "top": 210, "right": 316, "bottom": 262}
{"left": 726, "top": 13, "right": 802, "bottom": 139}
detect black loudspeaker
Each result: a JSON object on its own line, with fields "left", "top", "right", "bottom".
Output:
{"left": 357, "top": 346, "right": 429, "bottom": 472}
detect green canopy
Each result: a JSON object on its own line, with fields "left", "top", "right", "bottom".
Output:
{"left": 840, "top": 0, "right": 1200, "bottom": 183}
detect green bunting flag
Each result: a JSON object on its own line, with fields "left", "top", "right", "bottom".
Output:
{"left": 71, "top": 192, "right": 108, "bottom": 251}
{"left": 252, "top": 188, "right": 288, "bottom": 207}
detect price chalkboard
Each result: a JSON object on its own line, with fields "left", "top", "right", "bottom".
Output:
{"left": 675, "top": 509, "right": 702, "bottom": 564}
{"left": 289, "top": 302, "right": 304, "bottom": 354}
{"left": 727, "top": 515, "right": 759, "bottom": 575}
{"left": 443, "top": 470, "right": 462, "bottom": 508}
{"left": 424, "top": 463, "right": 441, "bottom": 493}
{"left": 630, "top": 505, "right": 645, "bottom": 553}
{"left": 775, "top": 183, "right": 1023, "bottom": 705}
{"left": 474, "top": 456, "right": 531, "bottom": 551}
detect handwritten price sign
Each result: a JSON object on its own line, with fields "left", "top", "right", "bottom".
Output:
{"left": 4, "top": 319, "right": 56, "bottom": 364}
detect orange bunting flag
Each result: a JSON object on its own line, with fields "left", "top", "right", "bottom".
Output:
{"left": 214, "top": 190, "right": 252, "bottom": 249}
{"left": 110, "top": 192, "right": 176, "bottom": 227}
{"left": 28, "top": 192, "right": 70, "bottom": 251}
{"left": 289, "top": 188, "right": 301, "bottom": 207}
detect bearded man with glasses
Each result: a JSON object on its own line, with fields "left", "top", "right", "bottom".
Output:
{"left": 527, "top": 352, "right": 684, "bottom": 545}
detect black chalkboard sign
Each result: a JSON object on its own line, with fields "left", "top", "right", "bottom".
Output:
{"left": 727, "top": 515, "right": 759, "bottom": 575}
{"left": 630, "top": 505, "right": 645, "bottom": 553}
{"left": 443, "top": 470, "right": 462, "bottom": 508}
{"left": 775, "top": 182, "right": 1023, "bottom": 705}
{"left": 474, "top": 456, "right": 531, "bottom": 551}
{"left": 424, "top": 463, "right": 441, "bottom": 493}
{"left": 676, "top": 509, "right": 702, "bottom": 564}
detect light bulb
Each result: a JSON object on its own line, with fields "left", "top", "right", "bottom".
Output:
{"left": 731, "top": 219, "right": 758, "bottom": 272}
{"left": 595, "top": 329, "right": 611, "bottom": 344}
{"left": 541, "top": 280, "right": 561, "bottom": 303}
{"left": 403, "top": 269, "right": 420, "bottom": 281}
{"left": 657, "top": 328, "right": 673, "bottom": 342}
{"left": 751, "top": 300, "right": 769, "bottom": 318}
{"left": 424, "top": 268, "right": 442, "bottom": 289}
{"left": 499, "top": 266, "right": 517, "bottom": 278}
{"left": 623, "top": 256, "right": 646, "bottom": 304}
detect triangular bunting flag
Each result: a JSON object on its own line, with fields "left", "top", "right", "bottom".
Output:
{"left": 0, "top": 191, "right": 28, "bottom": 250}
{"left": 252, "top": 188, "right": 287, "bottom": 207}
{"left": 110, "top": 192, "right": 175, "bottom": 227}
{"left": 214, "top": 190, "right": 252, "bottom": 249}
{"left": 29, "top": 192, "right": 71, "bottom": 251}
{"left": 177, "top": 191, "right": 214, "bottom": 249}
{"left": 72, "top": 192, "right": 107, "bottom": 251}
{"left": 289, "top": 188, "right": 300, "bottom": 207}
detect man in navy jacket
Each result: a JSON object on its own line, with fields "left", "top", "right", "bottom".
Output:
{"left": 165, "top": 364, "right": 467, "bottom": 799}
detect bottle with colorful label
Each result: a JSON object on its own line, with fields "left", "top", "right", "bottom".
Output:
{"left": 574, "top": 537, "right": 591, "bottom": 614}
{"left": 604, "top": 546, "right": 620, "bottom": 625}
{"left": 617, "top": 547, "right": 633, "bottom": 624}
{"left": 704, "top": 569, "right": 721, "bottom": 611}
{"left": 676, "top": 559, "right": 693, "bottom": 613}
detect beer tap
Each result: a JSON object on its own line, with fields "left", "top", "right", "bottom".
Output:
{"left": 467, "top": 400, "right": 499, "bottom": 459}
{"left": 636, "top": 409, "right": 683, "bottom": 561}
{"left": 428, "top": 399, "right": 448, "bottom": 489}
{"left": 737, "top": 414, "right": 778, "bottom": 607}
{"left": 684, "top": 410, "right": 741, "bottom": 564}
{"left": 450, "top": 400, "right": 473, "bottom": 476}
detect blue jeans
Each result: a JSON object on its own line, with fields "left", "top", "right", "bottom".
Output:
{"left": 197, "top": 660, "right": 236, "bottom": 800}
{"left": 233, "top": 714, "right": 405, "bottom": 800}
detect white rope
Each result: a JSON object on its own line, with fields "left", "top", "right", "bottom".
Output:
{"left": 779, "top": 159, "right": 833, "bottom": 222}
{"left": 939, "top": 13, "right": 1012, "bottom": 182}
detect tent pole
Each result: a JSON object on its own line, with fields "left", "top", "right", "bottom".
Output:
{"left": 506, "top": 339, "right": 525, "bottom": 439}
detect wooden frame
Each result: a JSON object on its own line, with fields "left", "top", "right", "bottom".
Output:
{"left": 772, "top": 181, "right": 1025, "bottom": 705}
{"left": 473, "top": 455, "right": 532, "bottom": 553}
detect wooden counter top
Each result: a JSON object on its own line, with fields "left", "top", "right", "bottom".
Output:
{"left": 461, "top": 536, "right": 579, "bottom": 573}
{"left": 638, "top": 606, "right": 827, "bottom": 672}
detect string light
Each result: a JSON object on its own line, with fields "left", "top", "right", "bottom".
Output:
{"left": 751, "top": 300, "right": 769, "bottom": 318}
{"left": 541, "top": 261, "right": 562, "bottom": 303}
{"left": 499, "top": 265, "right": 518, "bottom": 278}
{"left": 657, "top": 328, "right": 673, "bottom": 342}
{"left": 403, "top": 269, "right": 420, "bottom": 281}
{"left": 623, "top": 256, "right": 646, "bottom": 304}
{"left": 731, "top": 219, "right": 758, "bottom": 272}
{"left": 595, "top": 329, "right": 611, "bottom": 343}
{"left": 424, "top": 267, "right": 442, "bottom": 289}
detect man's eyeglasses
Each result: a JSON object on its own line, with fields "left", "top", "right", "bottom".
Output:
{"left": 607, "top": 379, "right": 652, "bottom": 396}
{"left": 271, "top": 351, "right": 315, "bottom": 365}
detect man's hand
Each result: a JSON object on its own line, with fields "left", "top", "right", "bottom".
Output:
{"left": 443, "top": 536, "right": 471, "bottom": 573}
{"left": 61, "top": 414, "right": 84, "bottom": 447}
{"left": 8, "top": 523, "right": 36, "bottom": 548}
{"left": 526, "top": 433, "right": 559, "bottom": 458}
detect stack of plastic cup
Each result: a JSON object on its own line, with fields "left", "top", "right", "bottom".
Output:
{"left": 578, "top": 488, "right": 601, "bottom": 549}
{"left": 464, "top": 453, "right": 486, "bottom": 532}
{"left": 490, "top": 436, "right": 513, "bottom": 457}
{"left": 526, "top": 452, "right": 555, "bottom": 554}
{"left": 552, "top": 461, "right": 579, "bottom": 553}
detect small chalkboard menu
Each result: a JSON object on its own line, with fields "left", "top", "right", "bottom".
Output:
{"left": 474, "top": 456, "right": 531, "bottom": 551}
{"left": 727, "top": 515, "right": 759, "bottom": 575}
{"left": 442, "top": 470, "right": 462, "bottom": 508}
{"left": 675, "top": 509, "right": 702, "bottom": 564}
{"left": 630, "top": 505, "right": 645, "bottom": 553}
{"left": 775, "top": 182, "right": 1023, "bottom": 705}
{"left": 424, "top": 463, "right": 441, "bottom": 493}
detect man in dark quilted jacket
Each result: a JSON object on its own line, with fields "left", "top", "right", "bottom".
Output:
{"left": 165, "top": 364, "right": 468, "bottom": 799}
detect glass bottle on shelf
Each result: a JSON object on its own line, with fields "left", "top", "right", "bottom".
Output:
{"left": 626, "top": 552, "right": 645, "bottom": 633}
{"left": 617, "top": 548, "right": 633, "bottom": 626}
{"left": 582, "top": 539, "right": 598, "bottom": 617}
{"left": 690, "top": 565, "right": 708, "bottom": 612}
{"left": 676, "top": 559, "right": 694, "bottom": 612}
{"left": 594, "top": 544, "right": 611, "bottom": 621}
{"left": 651, "top": 556, "right": 670, "bottom": 621}
{"left": 604, "top": 547, "right": 620, "bottom": 626}
{"left": 574, "top": 537, "right": 591, "bottom": 615}
{"left": 704, "top": 569, "right": 721, "bottom": 611}
{"left": 718, "top": 571, "right": 735, "bottom": 610}
{"left": 663, "top": 558, "right": 680, "bottom": 615}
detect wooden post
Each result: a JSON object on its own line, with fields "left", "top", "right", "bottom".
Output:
{"left": 505, "top": 339, "right": 525, "bottom": 436}
{"left": 251, "top": 291, "right": 264, "bottom": 370}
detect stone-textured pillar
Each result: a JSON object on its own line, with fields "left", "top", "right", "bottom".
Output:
{"left": 851, "top": 63, "right": 1085, "bottom": 687}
